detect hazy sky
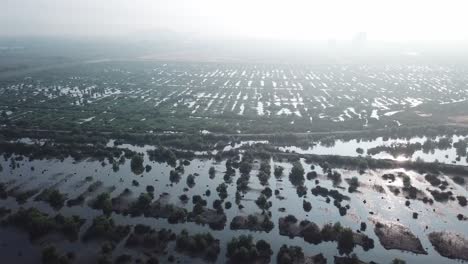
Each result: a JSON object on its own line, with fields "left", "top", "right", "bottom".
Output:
{"left": 1, "top": 0, "right": 467, "bottom": 43}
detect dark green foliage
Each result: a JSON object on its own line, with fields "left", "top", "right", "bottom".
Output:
{"left": 289, "top": 161, "right": 305, "bottom": 185}
{"left": 327, "top": 170, "right": 342, "bottom": 186}
{"left": 4, "top": 208, "right": 84, "bottom": 241}
{"left": 277, "top": 245, "right": 304, "bottom": 264}
{"left": 130, "top": 154, "right": 145, "bottom": 174}
{"left": 147, "top": 148, "right": 177, "bottom": 167}
{"left": 186, "top": 174, "right": 195, "bottom": 187}
{"left": 41, "top": 246, "right": 71, "bottom": 264}
{"left": 303, "top": 200, "right": 312, "bottom": 212}
{"left": 274, "top": 165, "right": 284, "bottom": 177}
{"left": 226, "top": 235, "right": 272, "bottom": 262}
{"left": 261, "top": 187, "right": 272, "bottom": 198}
{"left": 130, "top": 193, "right": 153, "bottom": 216}
{"left": 337, "top": 228, "right": 355, "bottom": 255}
{"left": 216, "top": 183, "right": 228, "bottom": 200}
{"left": 255, "top": 194, "right": 271, "bottom": 210}
{"left": 176, "top": 229, "right": 220, "bottom": 261}
{"left": 209, "top": 166, "right": 216, "bottom": 178}
{"left": 306, "top": 171, "right": 317, "bottom": 180}
{"left": 90, "top": 192, "right": 112, "bottom": 215}
{"left": 453, "top": 175, "right": 465, "bottom": 185}
{"left": 35, "top": 188, "right": 67, "bottom": 210}
{"left": 83, "top": 215, "right": 131, "bottom": 243}
{"left": 169, "top": 170, "right": 181, "bottom": 183}
{"left": 239, "top": 161, "right": 252, "bottom": 175}
{"left": 347, "top": 177, "right": 359, "bottom": 193}
{"left": 457, "top": 196, "right": 467, "bottom": 206}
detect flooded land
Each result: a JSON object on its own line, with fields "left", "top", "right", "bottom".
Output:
{"left": 0, "top": 61, "right": 467, "bottom": 264}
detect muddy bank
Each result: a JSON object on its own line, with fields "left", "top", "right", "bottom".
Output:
{"left": 428, "top": 232, "right": 468, "bottom": 261}
{"left": 279, "top": 216, "right": 374, "bottom": 254}
{"left": 373, "top": 221, "right": 426, "bottom": 254}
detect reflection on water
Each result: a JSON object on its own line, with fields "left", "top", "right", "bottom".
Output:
{"left": 0, "top": 146, "right": 466, "bottom": 263}
{"left": 279, "top": 135, "right": 468, "bottom": 166}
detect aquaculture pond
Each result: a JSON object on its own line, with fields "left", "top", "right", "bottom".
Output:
{"left": 0, "top": 141, "right": 467, "bottom": 264}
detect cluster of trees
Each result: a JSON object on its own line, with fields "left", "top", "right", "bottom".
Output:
{"left": 311, "top": 185, "right": 350, "bottom": 215}
{"left": 274, "top": 165, "right": 284, "bottom": 177}
{"left": 230, "top": 214, "right": 274, "bottom": 232}
{"left": 255, "top": 194, "right": 272, "bottom": 210}
{"left": 41, "top": 246, "right": 74, "bottom": 264}
{"left": 130, "top": 154, "right": 145, "bottom": 174}
{"left": 226, "top": 235, "right": 272, "bottom": 262}
{"left": 367, "top": 142, "right": 423, "bottom": 157}
{"left": 147, "top": 147, "right": 178, "bottom": 167}
{"left": 258, "top": 160, "right": 271, "bottom": 185}
{"left": 454, "top": 139, "right": 468, "bottom": 157}
{"left": 289, "top": 161, "right": 305, "bottom": 186}
{"left": 347, "top": 177, "right": 360, "bottom": 193}
{"left": 176, "top": 229, "right": 220, "bottom": 261}
{"left": 128, "top": 193, "right": 153, "bottom": 216}
{"left": 279, "top": 216, "right": 374, "bottom": 255}
{"left": 277, "top": 245, "right": 326, "bottom": 264}
{"left": 216, "top": 183, "right": 228, "bottom": 200}
{"left": 83, "top": 215, "right": 131, "bottom": 243}
{"left": 125, "top": 224, "right": 175, "bottom": 252}
{"left": 327, "top": 170, "right": 342, "bottom": 186}
{"left": 399, "top": 173, "right": 421, "bottom": 199}
{"left": 4, "top": 208, "right": 84, "bottom": 241}
{"left": 35, "top": 188, "right": 67, "bottom": 210}
{"left": 0, "top": 141, "right": 133, "bottom": 163}
{"left": 90, "top": 193, "right": 113, "bottom": 215}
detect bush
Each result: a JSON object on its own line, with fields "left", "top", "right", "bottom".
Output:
{"left": 83, "top": 215, "right": 130, "bottom": 243}
{"left": 306, "top": 171, "right": 317, "bottom": 180}
{"left": 41, "top": 246, "right": 70, "bottom": 264}
{"left": 337, "top": 228, "right": 355, "bottom": 255}
{"left": 35, "top": 189, "right": 67, "bottom": 210}
{"left": 348, "top": 177, "right": 359, "bottom": 193}
{"left": 255, "top": 194, "right": 271, "bottom": 210}
{"left": 289, "top": 161, "right": 305, "bottom": 185}
{"left": 274, "top": 166, "right": 284, "bottom": 177}
{"left": 227, "top": 235, "right": 256, "bottom": 261}
{"left": 216, "top": 183, "right": 228, "bottom": 200}
{"left": 277, "top": 245, "right": 304, "bottom": 264}
{"left": 90, "top": 193, "right": 112, "bottom": 215}
{"left": 239, "top": 161, "right": 252, "bottom": 175}
{"left": 209, "top": 166, "right": 216, "bottom": 178}
{"left": 186, "top": 174, "right": 195, "bottom": 187}
{"left": 130, "top": 154, "right": 145, "bottom": 174}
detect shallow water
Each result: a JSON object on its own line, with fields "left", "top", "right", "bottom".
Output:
{"left": 0, "top": 148, "right": 467, "bottom": 263}
{"left": 279, "top": 135, "right": 468, "bottom": 166}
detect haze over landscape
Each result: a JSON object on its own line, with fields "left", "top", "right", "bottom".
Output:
{"left": 0, "top": 1, "right": 467, "bottom": 264}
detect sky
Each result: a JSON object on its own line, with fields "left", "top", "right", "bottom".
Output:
{"left": 1, "top": 0, "right": 468, "bottom": 43}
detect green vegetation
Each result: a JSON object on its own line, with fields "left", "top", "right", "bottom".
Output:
{"left": 83, "top": 215, "right": 131, "bottom": 243}
{"left": 289, "top": 161, "right": 305, "bottom": 186}
{"left": 129, "top": 192, "right": 153, "bottom": 216}
{"left": 176, "top": 229, "right": 220, "bottom": 261}
{"left": 35, "top": 188, "right": 67, "bottom": 210}
{"left": 226, "top": 235, "right": 272, "bottom": 262}
{"left": 274, "top": 165, "right": 284, "bottom": 177}
{"left": 347, "top": 177, "right": 360, "bottom": 193}
{"left": 130, "top": 154, "right": 145, "bottom": 174}
{"left": 41, "top": 246, "right": 74, "bottom": 264}
{"left": 3, "top": 208, "right": 84, "bottom": 241}
{"left": 90, "top": 192, "right": 113, "bottom": 215}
